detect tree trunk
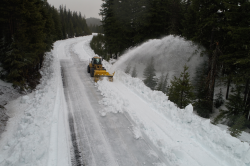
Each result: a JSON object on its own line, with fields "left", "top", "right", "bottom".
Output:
{"left": 205, "top": 28, "right": 216, "bottom": 112}
{"left": 206, "top": 42, "right": 219, "bottom": 113}
{"left": 226, "top": 78, "right": 231, "bottom": 100}
{"left": 244, "top": 79, "right": 249, "bottom": 104}
{"left": 180, "top": 90, "right": 183, "bottom": 109}
{"left": 246, "top": 89, "right": 250, "bottom": 121}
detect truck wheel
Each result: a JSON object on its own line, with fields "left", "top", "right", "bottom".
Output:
{"left": 87, "top": 65, "right": 90, "bottom": 73}
{"left": 90, "top": 68, "right": 94, "bottom": 77}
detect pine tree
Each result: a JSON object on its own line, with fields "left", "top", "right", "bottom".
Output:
{"left": 168, "top": 65, "right": 194, "bottom": 109}
{"left": 182, "top": 0, "right": 199, "bottom": 40}
{"left": 50, "top": 6, "right": 63, "bottom": 40}
{"left": 42, "top": 1, "right": 55, "bottom": 52}
{"left": 143, "top": 58, "right": 157, "bottom": 90}
{"left": 226, "top": 87, "right": 245, "bottom": 119}
{"left": 162, "top": 73, "right": 169, "bottom": 94}
{"left": 90, "top": 34, "right": 108, "bottom": 60}
{"left": 156, "top": 73, "right": 168, "bottom": 93}
{"left": 220, "top": 1, "right": 250, "bottom": 120}
{"left": 214, "top": 86, "right": 245, "bottom": 124}
{"left": 131, "top": 65, "right": 137, "bottom": 78}
{"left": 58, "top": 5, "right": 90, "bottom": 39}
{"left": 214, "top": 88, "right": 224, "bottom": 108}
{"left": 220, "top": 0, "right": 250, "bottom": 80}
{"left": 0, "top": 0, "right": 47, "bottom": 89}
{"left": 114, "top": 0, "right": 135, "bottom": 48}
{"left": 193, "top": 60, "right": 211, "bottom": 118}
{"left": 100, "top": 0, "right": 122, "bottom": 58}
{"left": 168, "top": 0, "right": 184, "bottom": 35}
{"left": 182, "top": 0, "right": 225, "bottom": 113}
{"left": 228, "top": 115, "right": 246, "bottom": 138}
{"left": 156, "top": 73, "right": 165, "bottom": 91}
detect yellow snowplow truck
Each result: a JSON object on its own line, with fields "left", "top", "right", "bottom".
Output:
{"left": 87, "top": 56, "right": 114, "bottom": 82}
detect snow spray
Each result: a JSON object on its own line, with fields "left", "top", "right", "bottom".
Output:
{"left": 109, "top": 35, "right": 206, "bottom": 79}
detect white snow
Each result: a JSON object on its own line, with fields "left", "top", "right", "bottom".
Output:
{"left": 0, "top": 43, "right": 72, "bottom": 166}
{"left": 0, "top": 35, "right": 249, "bottom": 166}
{"left": 109, "top": 35, "right": 207, "bottom": 80}
{"left": 96, "top": 71, "right": 250, "bottom": 166}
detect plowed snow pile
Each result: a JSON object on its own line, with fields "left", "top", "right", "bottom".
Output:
{"left": 96, "top": 71, "right": 250, "bottom": 166}
{"left": 0, "top": 40, "right": 71, "bottom": 166}
{"left": 89, "top": 36, "right": 250, "bottom": 166}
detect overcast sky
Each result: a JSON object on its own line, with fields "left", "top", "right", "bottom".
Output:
{"left": 47, "top": 0, "right": 103, "bottom": 19}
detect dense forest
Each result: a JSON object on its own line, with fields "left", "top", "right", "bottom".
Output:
{"left": 88, "top": 24, "right": 104, "bottom": 34}
{"left": 0, "top": 0, "right": 91, "bottom": 91}
{"left": 86, "top": 17, "right": 104, "bottom": 33}
{"left": 90, "top": 0, "right": 250, "bottom": 135}
{"left": 86, "top": 17, "right": 102, "bottom": 26}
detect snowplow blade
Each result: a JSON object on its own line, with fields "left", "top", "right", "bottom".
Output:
{"left": 94, "top": 70, "right": 114, "bottom": 82}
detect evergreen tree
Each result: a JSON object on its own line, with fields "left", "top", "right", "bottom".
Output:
{"left": 113, "top": 0, "right": 135, "bottom": 49}
{"left": 214, "top": 88, "right": 224, "bottom": 108}
{"left": 100, "top": 0, "right": 122, "bottom": 58}
{"left": 142, "top": 0, "right": 171, "bottom": 38}
{"left": 42, "top": 1, "right": 55, "bottom": 52}
{"left": 50, "top": 6, "right": 63, "bottom": 40}
{"left": 228, "top": 115, "right": 246, "bottom": 138}
{"left": 220, "top": 0, "right": 250, "bottom": 79}
{"left": 162, "top": 73, "right": 169, "bottom": 94}
{"left": 58, "top": 5, "right": 91, "bottom": 39}
{"left": 193, "top": 60, "right": 211, "bottom": 118}
{"left": 168, "top": 65, "right": 194, "bottom": 109}
{"left": 0, "top": 0, "right": 46, "bottom": 89}
{"left": 168, "top": 0, "right": 184, "bottom": 35}
{"left": 156, "top": 73, "right": 168, "bottom": 93}
{"left": 143, "top": 58, "right": 157, "bottom": 90}
{"left": 182, "top": 0, "right": 225, "bottom": 113}
{"left": 220, "top": 1, "right": 250, "bottom": 120}
{"left": 90, "top": 34, "right": 108, "bottom": 60}
{"left": 131, "top": 65, "right": 137, "bottom": 78}
{"left": 156, "top": 73, "right": 165, "bottom": 91}
{"left": 182, "top": 0, "right": 199, "bottom": 40}
{"left": 213, "top": 86, "right": 245, "bottom": 124}
{"left": 89, "top": 24, "right": 103, "bottom": 33}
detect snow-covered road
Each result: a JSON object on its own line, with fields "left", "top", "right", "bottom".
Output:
{"left": 0, "top": 35, "right": 249, "bottom": 166}
{"left": 61, "top": 40, "right": 164, "bottom": 166}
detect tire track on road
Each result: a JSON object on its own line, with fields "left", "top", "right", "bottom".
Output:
{"left": 61, "top": 64, "right": 84, "bottom": 166}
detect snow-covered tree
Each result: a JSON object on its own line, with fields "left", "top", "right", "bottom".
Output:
{"left": 157, "top": 73, "right": 168, "bottom": 94}
{"left": 143, "top": 58, "right": 157, "bottom": 90}
{"left": 156, "top": 73, "right": 164, "bottom": 91}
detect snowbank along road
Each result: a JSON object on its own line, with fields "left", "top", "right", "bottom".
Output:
{"left": 0, "top": 35, "right": 249, "bottom": 166}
